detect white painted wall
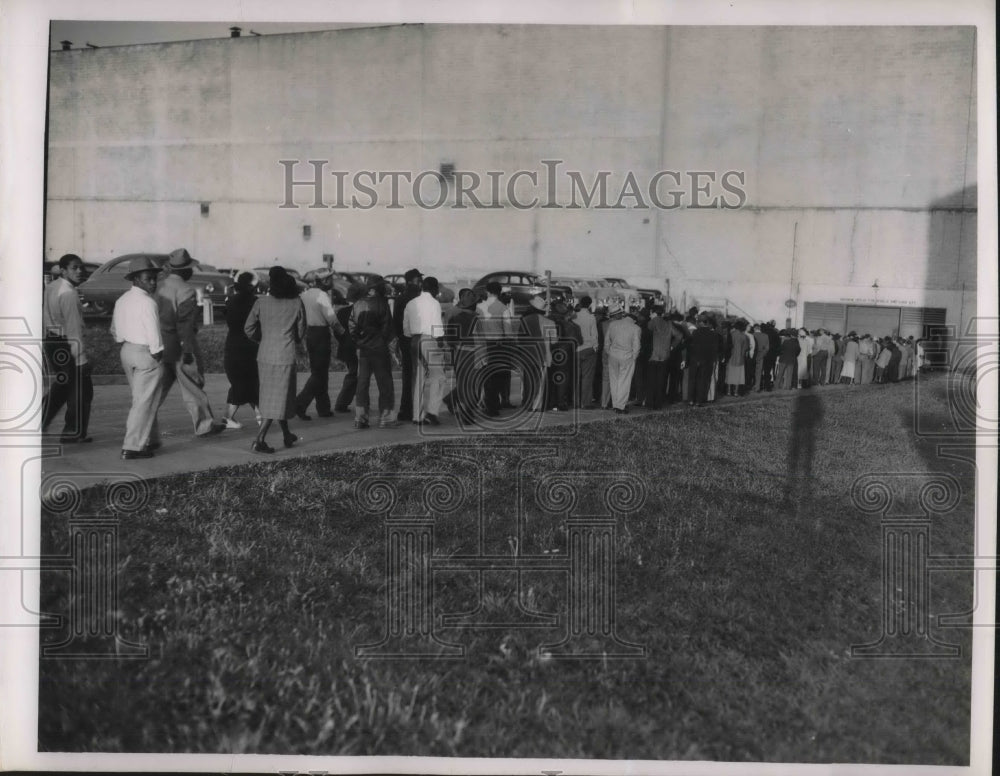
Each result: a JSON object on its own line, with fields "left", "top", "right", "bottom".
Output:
{"left": 46, "top": 24, "right": 976, "bottom": 328}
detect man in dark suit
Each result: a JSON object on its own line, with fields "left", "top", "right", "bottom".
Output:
{"left": 392, "top": 268, "right": 422, "bottom": 422}
{"left": 687, "top": 314, "right": 722, "bottom": 406}
{"left": 152, "top": 248, "right": 224, "bottom": 441}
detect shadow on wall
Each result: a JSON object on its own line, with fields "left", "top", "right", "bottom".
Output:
{"left": 925, "top": 184, "right": 976, "bottom": 345}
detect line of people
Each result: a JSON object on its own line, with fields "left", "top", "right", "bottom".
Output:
{"left": 40, "top": 253, "right": 931, "bottom": 460}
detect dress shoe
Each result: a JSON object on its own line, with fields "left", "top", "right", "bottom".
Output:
{"left": 442, "top": 395, "right": 455, "bottom": 413}
{"left": 354, "top": 419, "right": 369, "bottom": 430}
{"left": 251, "top": 440, "right": 275, "bottom": 454}
{"left": 317, "top": 411, "right": 334, "bottom": 418}
{"left": 499, "top": 401, "right": 515, "bottom": 409}
{"left": 425, "top": 413, "right": 441, "bottom": 426}
{"left": 121, "top": 449, "right": 153, "bottom": 460}
{"left": 283, "top": 432, "right": 298, "bottom": 449}
{"left": 296, "top": 412, "right": 312, "bottom": 421}
{"left": 144, "top": 442, "right": 162, "bottom": 452}
{"left": 60, "top": 435, "right": 93, "bottom": 443}
{"left": 378, "top": 410, "right": 400, "bottom": 429}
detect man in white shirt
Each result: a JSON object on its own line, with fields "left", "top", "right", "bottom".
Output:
{"left": 295, "top": 272, "right": 344, "bottom": 420}
{"left": 574, "top": 295, "right": 599, "bottom": 408}
{"left": 111, "top": 257, "right": 166, "bottom": 459}
{"left": 475, "top": 281, "right": 515, "bottom": 415}
{"left": 605, "top": 305, "right": 641, "bottom": 413}
{"left": 402, "top": 276, "right": 446, "bottom": 425}
{"left": 42, "top": 253, "right": 94, "bottom": 442}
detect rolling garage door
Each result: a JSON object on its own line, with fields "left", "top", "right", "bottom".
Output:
{"left": 844, "top": 305, "right": 901, "bottom": 337}
{"left": 899, "top": 307, "right": 947, "bottom": 340}
{"left": 802, "top": 302, "right": 846, "bottom": 333}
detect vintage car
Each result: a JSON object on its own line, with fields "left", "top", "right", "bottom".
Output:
{"left": 380, "top": 272, "right": 457, "bottom": 305}
{"left": 78, "top": 253, "right": 233, "bottom": 316}
{"left": 601, "top": 277, "right": 647, "bottom": 309}
{"left": 472, "top": 271, "right": 574, "bottom": 315}
{"left": 550, "top": 276, "right": 625, "bottom": 308}
{"left": 251, "top": 266, "right": 310, "bottom": 296}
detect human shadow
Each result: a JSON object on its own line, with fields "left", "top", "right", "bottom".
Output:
{"left": 783, "top": 388, "right": 825, "bottom": 518}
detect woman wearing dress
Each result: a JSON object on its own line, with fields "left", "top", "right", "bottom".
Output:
{"left": 244, "top": 267, "right": 307, "bottom": 453}
{"left": 222, "top": 272, "right": 261, "bottom": 428}
{"left": 724, "top": 320, "right": 749, "bottom": 397}
{"left": 839, "top": 332, "right": 859, "bottom": 384}
{"left": 796, "top": 328, "right": 813, "bottom": 389}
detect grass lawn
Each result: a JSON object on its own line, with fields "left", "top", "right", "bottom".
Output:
{"left": 38, "top": 376, "right": 975, "bottom": 761}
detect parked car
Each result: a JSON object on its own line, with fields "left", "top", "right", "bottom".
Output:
{"left": 380, "top": 272, "right": 457, "bottom": 305}
{"left": 550, "top": 276, "right": 624, "bottom": 308}
{"left": 604, "top": 277, "right": 644, "bottom": 309}
{"left": 472, "top": 271, "right": 574, "bottom": 315}
{"left": 252, "top": 266, "right": 309, "bottom": 295}
{"left": 299, "top": 267, "right": 354, "bottom": 305}
{"left": 78, "top": 253, "right": 233, "bottom": 316}
{"left": 637, "top": 287, "right": 666, "bottom": 306}
{"left": 44, "top": 260, "right": 100, "bottom": 285}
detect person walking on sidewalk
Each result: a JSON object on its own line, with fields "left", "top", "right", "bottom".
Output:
{"left": 111, "top": 257, "right": 165, "bottom": 459}
{"left": 349, "top": 281, "right": 398, "bottom": 429}
{"left": 392, "top": 268, "right": 423, "bottom": 422}
{"left": 403, "top": 276, "right": 447, "bottom": 425}
{"left": 221, "top": 272, "right": 261, "bottom": 429}
{"left": 332, "top": 282, "right": 366, "bottom": 414}
{"left": 41, "top": 253, "right": 94, "bottom": 443}
{"left": 244, "top": 267, "right": 307, "bottom": 452}
{"left": 294, "top": 271, "right": 343, "bottom": 421}
{"left": 150, "top": 248, "right": 225, "bottom": 444}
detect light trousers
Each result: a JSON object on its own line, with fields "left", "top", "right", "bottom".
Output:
{"left": 607, "top": 354, "right": 635, "bottom": 410}
{"left": 411, "top": 335, "right": 446, "bottom": 420}
{"left": 120, "top": 343, "right": 163, "bottom": 451}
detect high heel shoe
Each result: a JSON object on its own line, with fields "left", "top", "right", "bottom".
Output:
{"left": 283, "top": 433, "right": 298, "bottom": 449}
{"left": 251, "top": 440, "right": 275, "bottom": 454}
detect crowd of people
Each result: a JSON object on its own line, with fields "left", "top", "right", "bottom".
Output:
{"left": 38, "top": 252, "right": 932, "bottom": 459}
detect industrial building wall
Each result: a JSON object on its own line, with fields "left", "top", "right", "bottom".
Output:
{"left": 46, "top": 24, "right": 976, "bottom": 329}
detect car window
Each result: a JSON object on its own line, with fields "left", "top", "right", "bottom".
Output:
{"left": 488, "top": 274, "right": 509, "bottom": 285}
{"left": 107, "top": 259, "right": 132, "bottom": 273}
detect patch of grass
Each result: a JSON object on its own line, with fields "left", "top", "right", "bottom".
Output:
{"left": 38, "top": 377, "right": 975, "bottom": 761}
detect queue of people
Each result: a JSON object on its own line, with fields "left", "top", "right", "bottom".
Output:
{"left": 41, "top": 254, "right": 930, "bottom": 459}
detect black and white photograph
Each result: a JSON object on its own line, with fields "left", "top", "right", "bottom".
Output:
{"left": 0, "top": 0, "right": 996, "bottom": 773}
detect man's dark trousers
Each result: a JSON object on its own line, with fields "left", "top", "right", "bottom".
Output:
{"left": 42, "top": 336, "right": 93, "bottom": 438}
{"left": 296, "top": 326, "right": 332, "bottom": 415}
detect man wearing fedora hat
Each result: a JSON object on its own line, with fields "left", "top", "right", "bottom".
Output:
{"left": 604, "top": 303, "right": 641, "bottom": 413}
{"left": 294, "top": 270, "right": 343, "bottom": 421}
{"left": 151, "top": 248, "right": 224, "bottom": 440}
{"left": 111, "top": 256, "right": 166, "bottom": 458}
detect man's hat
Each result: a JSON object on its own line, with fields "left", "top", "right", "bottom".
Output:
{"left": 404, "top": 268, "right": 422, "bottom": 282}
{"left": 529, "top": 295, "right": 547, "bottom": 311}
{"left": 167, "top": 248, "right": 195, "bottom": 268}
{"left": 125, "top": 256, "right": 163, "bottom": 279}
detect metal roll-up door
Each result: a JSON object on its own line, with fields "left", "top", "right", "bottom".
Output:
{"left": 802, "top": 302, "right": 847, "bottom": 333}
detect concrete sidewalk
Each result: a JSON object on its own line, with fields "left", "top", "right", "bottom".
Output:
{"left": 40, "top": 371, "right": 834, "bottom": 489}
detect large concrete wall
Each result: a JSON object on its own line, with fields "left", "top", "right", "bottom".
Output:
{"left": 46, "top": 24, "right": 976, "bottom": 327}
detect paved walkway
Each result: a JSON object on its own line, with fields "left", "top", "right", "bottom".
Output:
{"left": 41, "top": 371, "right": 848, "bottom": 489}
